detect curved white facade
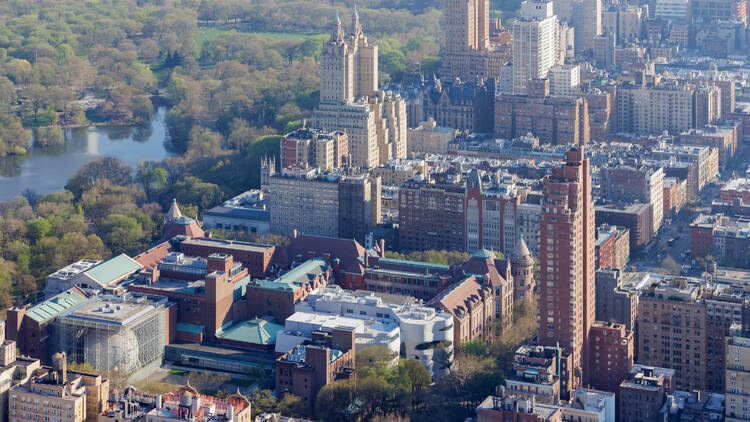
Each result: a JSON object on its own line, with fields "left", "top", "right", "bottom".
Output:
{"left": 299, "top": 286, "right": 455, "bottom": 378}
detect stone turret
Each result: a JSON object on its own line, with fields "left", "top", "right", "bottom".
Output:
{"left": 510, "top": 235, "right": 535, "bottom": 301}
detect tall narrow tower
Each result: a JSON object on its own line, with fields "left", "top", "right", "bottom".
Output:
{"left": 320, "top": 11, "right": 354, "bottom": 104}
{"left": 537, "top": 147, "right": 595, "bottom": 390}
{"left": 445, "top": 0, "right": 490, "bottom": 55}
{"left": 512, "top": 0, "right": 559, "bottom": 95}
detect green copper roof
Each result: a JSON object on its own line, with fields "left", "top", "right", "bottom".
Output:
{"left": 177, "top": 322, "right": 204, "bottom": 334}
{"left": 217, "top": 318, "right": 283, "bottom": 345}
{"left": 472, "top": 249, "right": 495, "bottom": 259}
{"left": 253, "top": 258, "right": 329, "bottom": 292}
{"left": 376, "top": 257, "right": 450, "bottom": 271}
{"left": 26, "top": 289, "right": 88, "bottom": 324}
{"left": 83, "top": 254, "right": 142, "bottom": 286}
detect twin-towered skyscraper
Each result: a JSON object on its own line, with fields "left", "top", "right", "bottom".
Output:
{"left": 312, "top": 8, "right": 407, "bottom": 168}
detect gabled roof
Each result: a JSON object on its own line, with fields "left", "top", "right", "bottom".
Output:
{"left": 82, "top": 254, "right": 142, "bottom": 287}
{"left": 26, "top": 288, "right": 88, "bottom": 324}
{"left": 283, "top": 234, "right": 366, "bottom": 270}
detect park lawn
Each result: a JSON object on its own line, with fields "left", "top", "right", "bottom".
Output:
{"left": 197, "top": 25, "right": 325, "bottom": 47}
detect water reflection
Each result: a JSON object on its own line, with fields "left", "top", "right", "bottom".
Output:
{"left": 0, "top": 107, "right": 171, "bottom": 200}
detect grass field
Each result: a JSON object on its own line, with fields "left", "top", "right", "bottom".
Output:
{"left": 197, "top": 25, "right": 326, "bottom": 47}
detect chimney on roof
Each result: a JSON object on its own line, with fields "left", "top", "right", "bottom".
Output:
{"left": 292, "top": 229, "right": 298, "bottom": 239}
{"left": 379, "top": 239, "right": 386, "bottom": 257}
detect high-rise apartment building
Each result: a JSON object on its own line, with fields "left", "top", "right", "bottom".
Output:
{"left": 465, "top": 169, "right": 523, "bottom": 255}
{"left": 313, "top": 10, "right": 407, "bottom": 168}
{"left": 600, "top": 162, "right": 665, "bottom": 235}
{"left": 548, "top": 65, "right": 581, "bottom": 98}
{"left": 636, "top": 276, "right": 746, "bottom": 392}
{"left": 589, "top": 321, "right": 634, "bottom": 393}
{"left": 398, "top": 175, "right": 466, "bottom": 252}
{"left": 512, "top": 0, "right": 559, "bottom": 95}
{"left": 319, "top": 9, "right": 377, "bottom": 104}
{"left": 280, "top": 127, "right": 348, "bottom": 170}
{"left": 263, "top": 164, "right": 380, "bottom": 243}
{"left": 571, "top": 0, "right": 602, "bottom": 54}
{"left": 443, "top": 0, "right": 509, "bottom": 80}
{"left": 726, "top": 332, "right": 750, "bottom": 422}
{"left": 617, "top": 82, "right": 699, "bottom": 136}
{"left": 537, "top": 147, "right": 596, "bottom": 389}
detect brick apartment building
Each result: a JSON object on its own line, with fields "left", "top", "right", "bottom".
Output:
{"left": 599, "top": 162, "right": 664, "bottom": 234}
{"left": 722, "top": 178, "right": 750, "bottom": 202}
{"left": 537, "top": 147, "right": 596, "bottom": 388}
{"left": 636, "top": 276, "right": 745, "bottom": 392}
{"left": 691, "top": 214, "right": 750, "bottom": 268}
{"left": 276, "top": 327, "right": 356, "bottom": 417}
{"left": 398, "top": 175, "right": 466, "bottom": 252}
{"left": 619, "top": 365, "right": 675, "bottom": 422}
{"left": 595, "top": 203, "right": 653, "bottom": 253}
{"left": 589, "top": 321, "right": 634, "bottom": 393}
{"left": 495, "top": 78, "right": 590, "bottom": 145}
{"left": 595, "top": 224, "right": 630, "bottom": 270}
{"left": 663, "top": 176, "right": 687, "bottom": 218}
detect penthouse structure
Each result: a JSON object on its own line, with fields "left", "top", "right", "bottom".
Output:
{"left": 295, "top": 286, "right": 455, "bottom": 377}
{"left": 504, "top": 345, "right": 573, "bottom": 403}
{"left": 619, "top": 365, "right": 675, "bottom": 422}
{"left": 262, "top": 165, "right": 381, "bottom": 244}
{"left": 280, "top": 127, "right": 347, "bottom": 170}
{"left": 9, "top": 353, "right": 109, "bottom": 422}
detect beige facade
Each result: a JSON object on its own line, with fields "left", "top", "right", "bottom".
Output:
{"left": 513, "top": 1, "right": 559, "bottom": 95}
{"left": 617, "top": 83, "right": 694, "bottom": 135}
{"left": 9, "top": 360, "right": 107, "bottom": 422}
{"left": 407, "top": 118, "right": 455, "bottom": 155}
{"left": 727, "top": 334, "right": 750, "bottom": 422}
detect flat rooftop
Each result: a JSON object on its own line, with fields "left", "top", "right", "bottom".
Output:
{"left": 180, "top": 237, "right": 273, "bottom": 253}
{"left": 64, "top": 297, "right": 155, "bottom": 326}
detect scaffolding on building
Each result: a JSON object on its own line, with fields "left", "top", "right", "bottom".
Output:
{"left": 54, "top": 294, "right": 167, "bottom": 374}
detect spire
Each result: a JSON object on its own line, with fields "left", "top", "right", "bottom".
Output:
{"left": 351, "top": 3, "right": 362, "bottom": 37}
{"left": 166, "top": 198, "right": 183, "bottom": 222}
{"left": 511, "top": 234, "right": 533, "bottom": 265}
{"left": 331, "top": 10, "right": 344, "bottom": 42}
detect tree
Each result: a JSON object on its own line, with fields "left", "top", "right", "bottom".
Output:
{"left": 137, "top": 166, "right": 168, "bottom": 199}
{"left": 660, "top": 255, "right": 681, "bottom": 275}
{"left": 0, "top": 76, "right": 17, "bottom": 112}
{"left": 393, "top": 358, "right": 431, "bottom": 412}
{"left": 315, "top": 379, "right": 358, "bottom": 422}
{"left": 66, "top": 157, "right": 133, "bottom": 197}
{"left": 170, "top": 176, "right": 223, "bottom": 212}
{"left": 277, "top": 394, "right": 307, "bottom": 418}
{"left": 26, "top": 84, "right": 50, "bottom": 122}
{"left": 247, "top": 389, "right": 278, "bottom": 415}
{"left": 0, "top": 113, "right": 31, "bottom": 155}
{"left": 33, "top": 126, "right": 64, "bottom": 147}
{"left": 27, "top": 218, "right": 52, "bottom": 241}
{"left": 96, "top": 213, "right": 147, "bottom": 255}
